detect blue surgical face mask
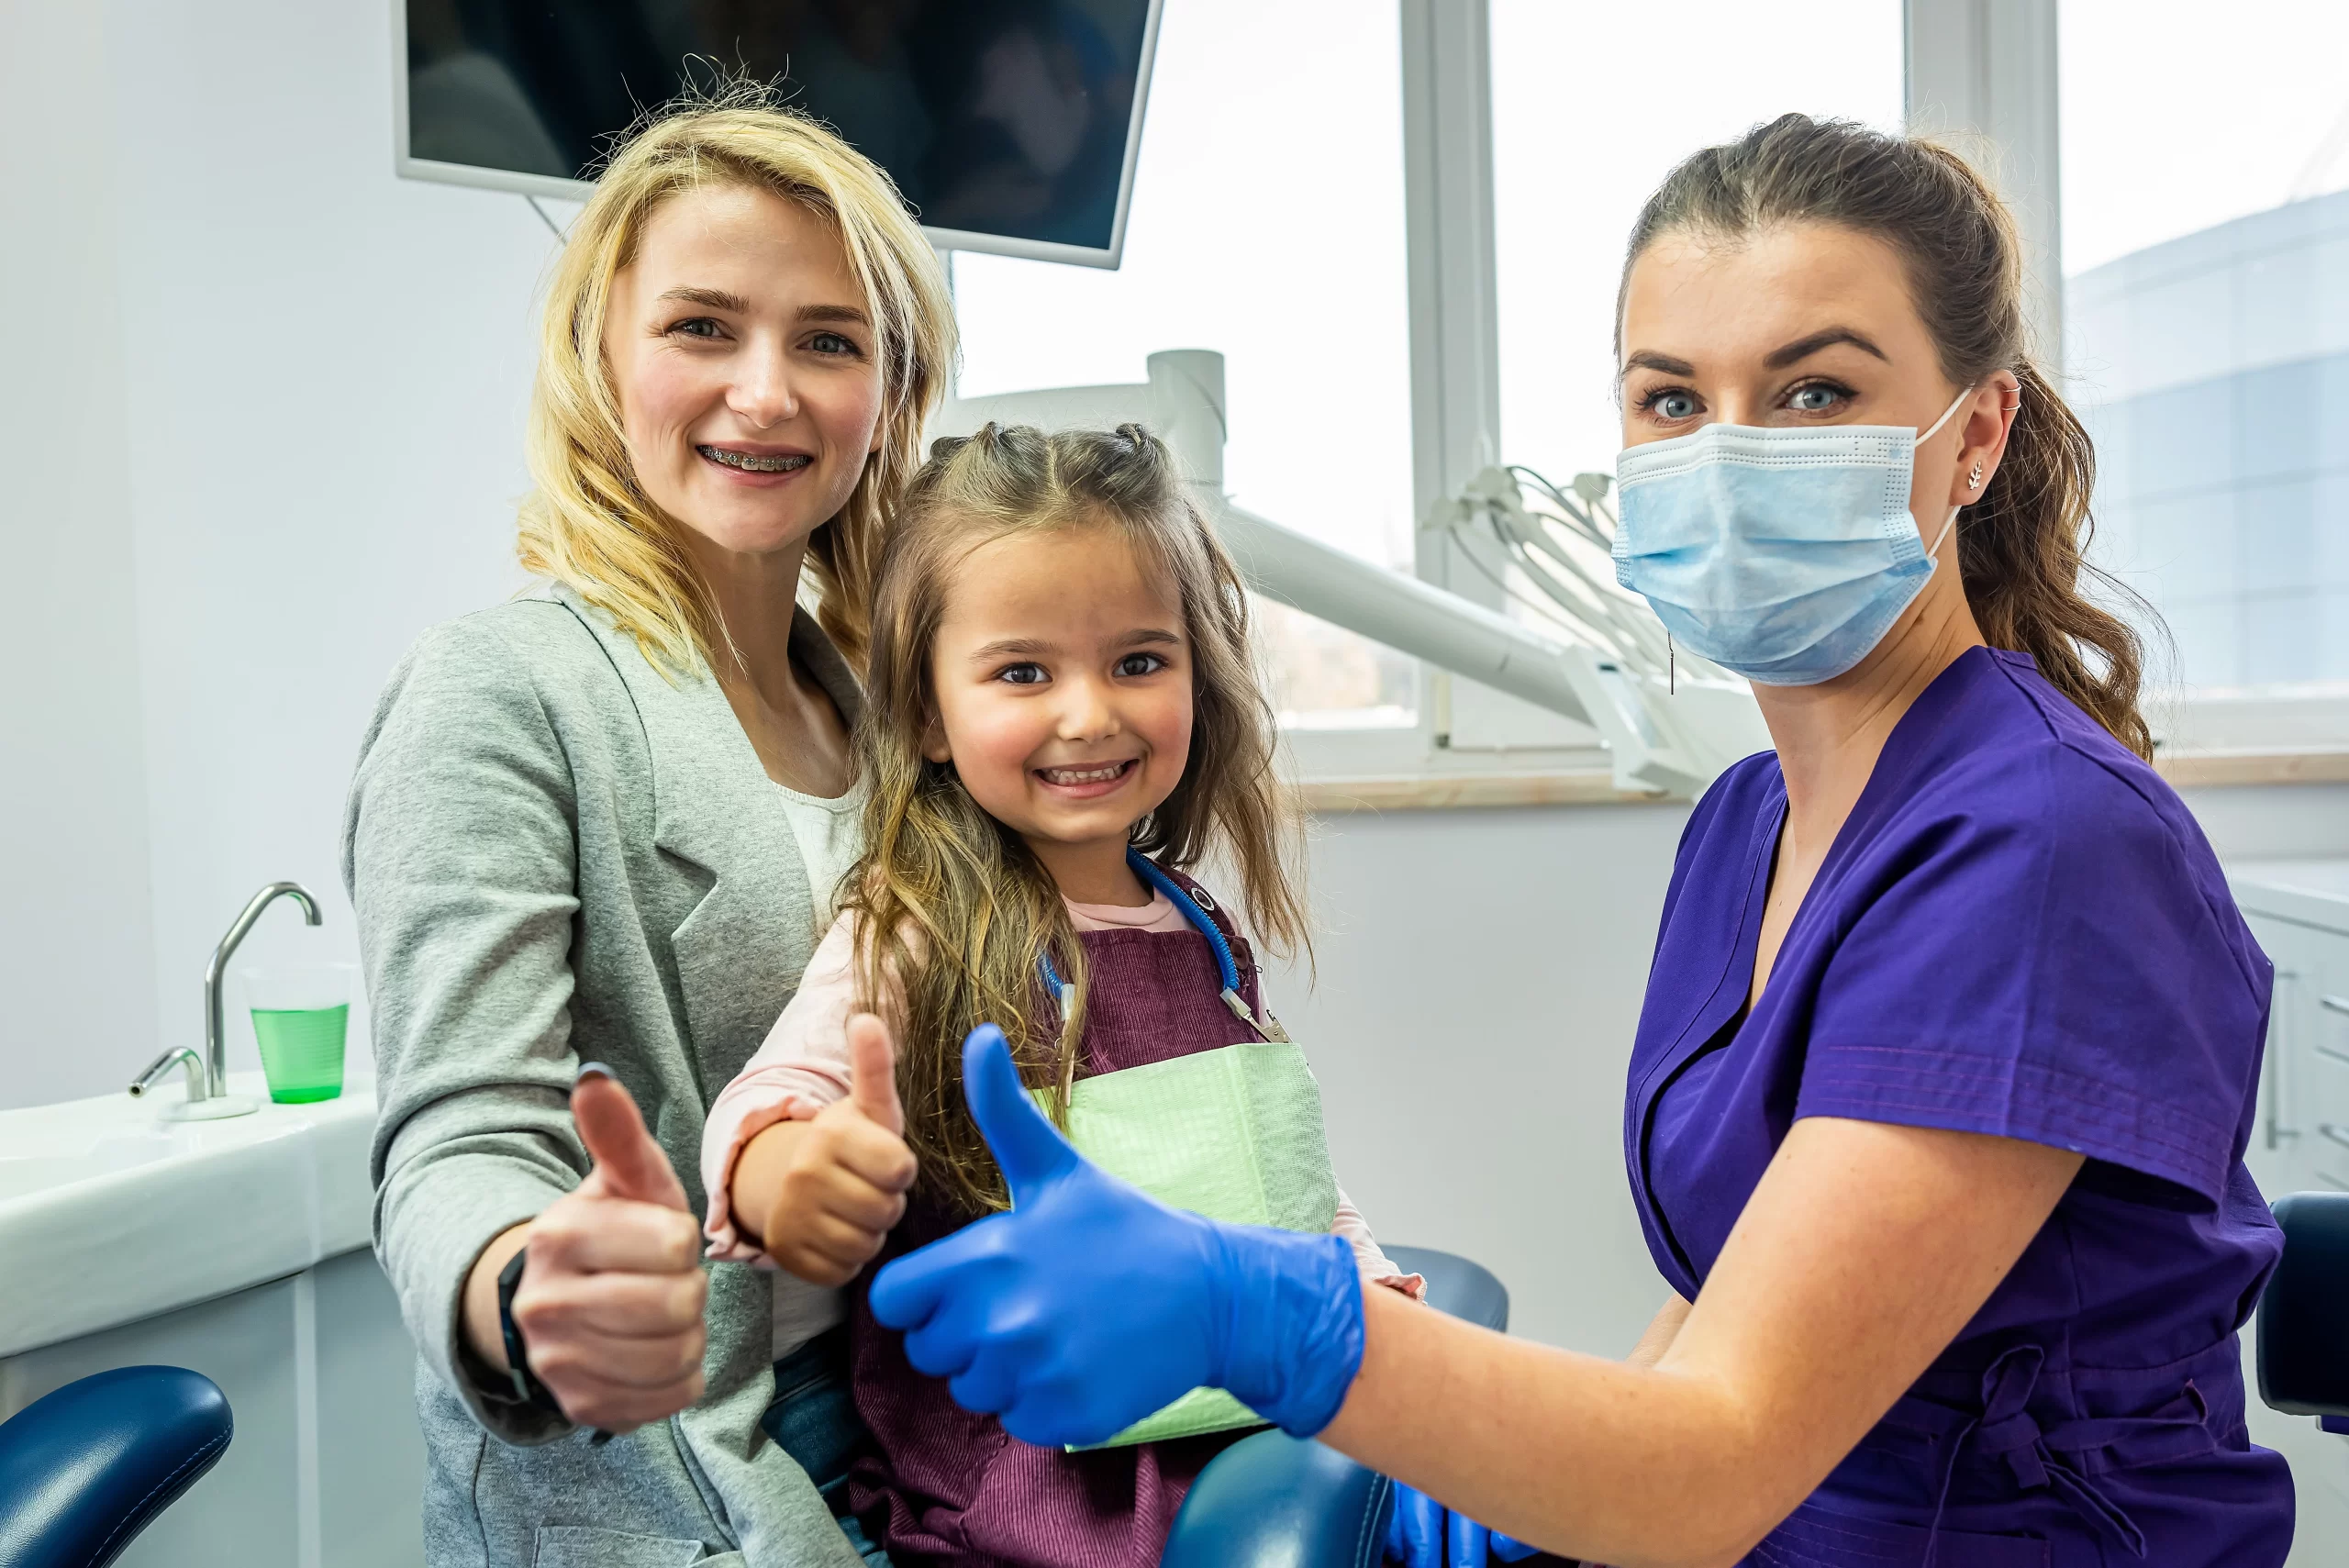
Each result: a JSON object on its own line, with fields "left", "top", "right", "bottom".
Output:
{"left": 1611, "top": 388, "right": 1972, "bottom": 686}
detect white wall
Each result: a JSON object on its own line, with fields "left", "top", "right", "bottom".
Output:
{"left": 2, "top": 5, "right": 159, "bottom": 1112}
{"left": 9, "top": 0, "right": 2349, "bottom": 1370}
{"left": 2, "top": 0, "right": 551, "bottom": 1110}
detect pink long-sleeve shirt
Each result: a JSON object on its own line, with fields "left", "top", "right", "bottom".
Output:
{"left": 703, "top": 889, "right": 1421, "bottom": 1357}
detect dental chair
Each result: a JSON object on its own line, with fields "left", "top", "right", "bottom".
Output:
{"left": 0, "top": 1365, "right": 232, "bottom": 1568}
{"left": 1161, "top": 1245, "right": 1508, "bottom": 1568}
{"left": 2259, "top": 1191, "right": 2349, "bottom": 1433}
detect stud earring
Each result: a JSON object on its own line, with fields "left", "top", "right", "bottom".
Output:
{"left": 1967, "top": 460, "right": 1986, "bottom": 491}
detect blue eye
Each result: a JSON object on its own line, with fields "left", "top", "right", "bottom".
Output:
{"left": 1645, "top": 390, "right": 1698, "bottom": 421}
{"left": 669, "top": 317, "right": 723, "bottom": 339}
{"left": 1115, "top": 652, "right": 1167, "bottom": 677}
{"left": 1787, "top": 383, "right": 1847, "bottom": 413}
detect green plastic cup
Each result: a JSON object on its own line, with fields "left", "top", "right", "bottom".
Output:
{"left": 243, "top": 963, "right": 354, "bottom": 1105}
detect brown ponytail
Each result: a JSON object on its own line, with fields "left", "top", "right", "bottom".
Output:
{"left": 1619, "top": 115, "right": 2159, "bottom": 758}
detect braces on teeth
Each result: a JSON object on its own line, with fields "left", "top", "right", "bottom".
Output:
{"left": 702, "top": 447, "right": 808, "bottom": 473}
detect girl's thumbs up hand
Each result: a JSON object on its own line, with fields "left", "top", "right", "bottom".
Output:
{"left": 737, "top": 1013, "right": 919, "bottom": 1288}
{"left": 507, "top": 1064, "right": 710, "bottom": 1435}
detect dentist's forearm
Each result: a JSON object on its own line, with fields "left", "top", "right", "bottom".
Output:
{"left": 1321, "top": 1287, "right": 1770, "bottom": 1568}
{"left": 1626, "top": 1291, "right": 1692, "bottom": 1369}
{"left": 1308, "top": 1118, "right": 2079, "bottom": 1568}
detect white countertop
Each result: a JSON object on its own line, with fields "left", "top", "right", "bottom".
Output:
{"left": 2231, "top": 858, "right": 2349, "bottom": 931}
{"left": 0, "top": 1075, "right": 377, "bottom": 1358}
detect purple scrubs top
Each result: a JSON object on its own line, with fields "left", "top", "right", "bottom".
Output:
{"left": 1627, "top": 648, "right": 2293, "bottom": 1566}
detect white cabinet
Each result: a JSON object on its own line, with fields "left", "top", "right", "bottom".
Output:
{"left": 0, "top": 1251, "right": 423, "bottom": 1568}
{"left": 2232, "top": 859, "right": 2349, "bottom": 1564}
{"left": 0, "top": 1082, "right": 422, "bottom": 1566}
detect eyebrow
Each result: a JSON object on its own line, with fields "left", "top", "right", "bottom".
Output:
{"left": 797, "top": 303, "right": 871, "bottom": 327}
{"left": 1620, "top": 350, "right": 1697, "bottom": 381}
{"left": 968, "top": 637, "right": 1056, "bottom": 662}
{"left": 1764, "top": 328, "right": 1888, "bottom": 369}
{"left": 657, "top": 285, "right": 750, "bottom": 313}
{"left": 964, "top": 628, "right": 1182, "bottom": 662}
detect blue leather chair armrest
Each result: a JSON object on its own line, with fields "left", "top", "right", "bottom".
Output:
{"left": 1162, "top": 1429, "right": 1394, "bottom": 1568}
{"left": 1161, "top": 1246, "right": 1508, "bottom": 1567}
{"left": 2259, "top": 1192, "right": 2349, "bottom": 1420}
{"left": 0, "top": 1365, "right": 233, "bottom": 1568}
{"left": 1382, "top": 1246, "right": 1509, "bottom": 1334}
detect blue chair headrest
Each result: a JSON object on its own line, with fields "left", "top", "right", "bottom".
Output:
{"left": 2258, "top": 1192, "right": 2349, "bottom": 1418}
{"left": 0, "top": 1365, "right": 233, "bottom": 1568}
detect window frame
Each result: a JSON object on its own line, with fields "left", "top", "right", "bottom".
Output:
{"left": 959, "top": 0, "right": 2349, "bottom": 794}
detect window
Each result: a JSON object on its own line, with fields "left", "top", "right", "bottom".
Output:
{"left": 948, "top": 0, "right": 1416, "bottom": 727}
{"left": 2062, "top": 0, "right": 2349, "bottom": 706}
{"left": 1488, "top": 1, "right": 1905, "bottom": 494}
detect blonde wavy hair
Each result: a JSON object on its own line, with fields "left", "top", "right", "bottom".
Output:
{"left": 844, "top": 423, "right": 1310, "bottom": 1217}
{"left": 518, "top": 83, "right": 957, "bottom": 673}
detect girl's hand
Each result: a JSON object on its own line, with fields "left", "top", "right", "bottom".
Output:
{"left": 507, "top": 1067, "right": 711, "bottom": 1433}
{"left": 739, "top": 1014, "right": 918, "bottom": 1286}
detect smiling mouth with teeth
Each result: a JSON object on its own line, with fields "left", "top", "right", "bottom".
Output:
{"left": 698, "top": 445, "right": 811, "bottom": 473}
{"left": 1037, "top": 760, "right": 1138, "bottom": 785}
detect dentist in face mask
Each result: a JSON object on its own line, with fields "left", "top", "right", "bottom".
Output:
{"left": 856, "top": 117, "right": 2295, "bottom": 1568}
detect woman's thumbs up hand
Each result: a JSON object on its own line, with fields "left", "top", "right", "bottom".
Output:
{"left": 735, "top": 1013, "right": 919, "bottom": 1288}
{"left": 506, "top": 1064, "right": 711, "bottom": 1435}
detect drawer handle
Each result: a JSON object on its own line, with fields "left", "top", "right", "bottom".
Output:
{"left": 2321, "top": 1042, "right": 2349, "bottom": 1069}
{"left": 2320, "top": 1123, "right": 2349, "bottom": 1152}
{"left": 2322, "top": 995, "right": 2349, "bottom": 1018}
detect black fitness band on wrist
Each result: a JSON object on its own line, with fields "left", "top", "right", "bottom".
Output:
{"left": 495, "top": 1246, "right": 563, "bottom": 1413}
{"left": 497, "top": 1246, "right": 616, "bottom": 1444}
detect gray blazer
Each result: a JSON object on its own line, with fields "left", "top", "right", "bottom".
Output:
{"left": 342, "top": 583, "right": 866, "bottom": 1568}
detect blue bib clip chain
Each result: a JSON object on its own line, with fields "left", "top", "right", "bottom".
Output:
{"left": 1037, "top": 849, "right": 1289, "bottom": 1043}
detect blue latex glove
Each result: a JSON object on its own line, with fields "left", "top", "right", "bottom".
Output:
{"left": 869, "top": 1025, "right": 1366, "bottom": 1449}
{"left": 1386, "top": 1482, "right": 1540, "bottom": 1567}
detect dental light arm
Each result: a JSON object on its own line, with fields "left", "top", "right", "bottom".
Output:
{"left": 928, "top": 350, "right": 1766, "bottom": 796}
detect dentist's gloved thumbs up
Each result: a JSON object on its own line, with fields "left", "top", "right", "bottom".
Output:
{"left": 963, "top": 1022, "right": 1078, "bottom": 1200}
{"left": 870, "top": 1024, "right": 1368, "bottom": 1450}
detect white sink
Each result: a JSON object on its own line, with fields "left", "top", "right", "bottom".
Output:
{"left": 0, "top": 1073, "right": 379, "bottom": 1357}
{"left": 0, "top": 1136, "right": 180, "bottom": 1202}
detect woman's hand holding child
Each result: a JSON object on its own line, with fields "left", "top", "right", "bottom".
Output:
{"left": 733, "top": 1013, "right": 918, "bottom": 1286}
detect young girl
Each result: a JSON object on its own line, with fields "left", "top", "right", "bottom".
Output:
{"left": 701, "top": 422, "right": 1420, "bottom": 1567}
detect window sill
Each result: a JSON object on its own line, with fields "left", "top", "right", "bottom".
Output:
{"left": 2155, "top": 748, "right": 2349, "bottom": 789}
{"left": 1300, "top": 770, "right": 1664, "bottom": 812}
{"left": 1297, "top": 748, "right": 2349, "bottom": 814}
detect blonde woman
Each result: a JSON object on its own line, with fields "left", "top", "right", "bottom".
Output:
{"left": 344, "top": 91, "right": 953, "bottom": 1566}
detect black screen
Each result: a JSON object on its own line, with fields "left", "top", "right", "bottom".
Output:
{"left": 405, "top": 0, "right": 1152, "bottom": 253}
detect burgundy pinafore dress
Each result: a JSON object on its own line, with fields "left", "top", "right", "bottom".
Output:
{"left": 844, "top": 867, "right": 1272, "bottom": 1568}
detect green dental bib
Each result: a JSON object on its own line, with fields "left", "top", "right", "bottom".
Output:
{"left": 1036, "top": 1038, "right": 1340, "bottom": 1448}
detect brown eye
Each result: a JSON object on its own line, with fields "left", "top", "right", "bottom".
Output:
{"left": 1115, "top": 652, "right": 1167, "bottom": 677}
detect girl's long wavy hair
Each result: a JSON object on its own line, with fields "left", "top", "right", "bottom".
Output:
{"left": 1620, "top": 115, "right": 2162, "bottom": 757}
{"left": 517, "top": 81, "right": 956, "bottom": 674}
{"left": 844, "top": 422, "right": 1310, "bottom": 1216}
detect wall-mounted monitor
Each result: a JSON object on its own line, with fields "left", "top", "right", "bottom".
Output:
{"left": 394, "top": 0, "right": 1162, "bottom": 268}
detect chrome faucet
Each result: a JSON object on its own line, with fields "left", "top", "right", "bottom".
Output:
{"left": 130, "top": 881, "right": 322, "bottom": 1118}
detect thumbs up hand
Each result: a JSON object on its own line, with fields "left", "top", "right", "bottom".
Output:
{"left": 869, "top": 1026, "right": 1369, "bottom": 1449}
{"left": 507, "top": 1064, "right": 710, "bottom": 1434}
{"left": 739, "top": 1013, "right": 919, "bottom": 1288}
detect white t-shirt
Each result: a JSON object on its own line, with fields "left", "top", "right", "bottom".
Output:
{"left": 774, "top": 774, "right": 867, "bottom": 929}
